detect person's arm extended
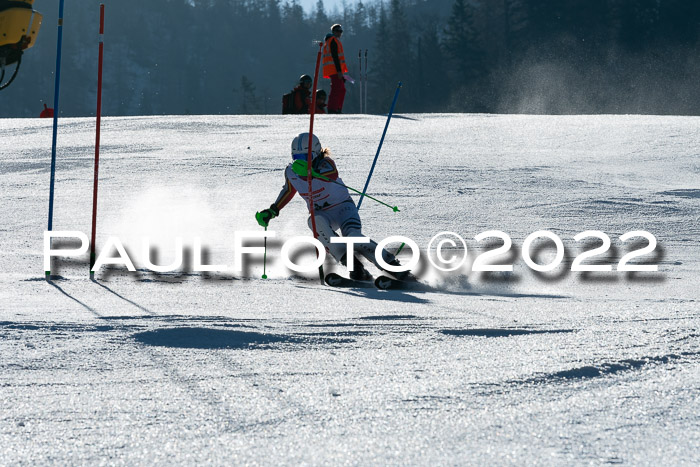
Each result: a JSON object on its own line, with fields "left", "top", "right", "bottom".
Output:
{"left": 272, "top": 170, "right": 298, "bottom": 210}
{"left": 256, "top": 170, "right": 297, "bottom": 227}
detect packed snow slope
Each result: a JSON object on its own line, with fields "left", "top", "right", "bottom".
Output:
{"left": 1, "top": 114, "right": 699, "bottom": 464}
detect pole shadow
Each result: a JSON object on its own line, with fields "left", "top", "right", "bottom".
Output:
{"left": 47, "top": 278, "right": 101, "bottom": 316}
{"left": 91, "top": 278, "right": 155, "bottom": 315}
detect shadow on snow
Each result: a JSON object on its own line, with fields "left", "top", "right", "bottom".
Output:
{"left": 132, "top": 327, "right": 356, "bottom": 349}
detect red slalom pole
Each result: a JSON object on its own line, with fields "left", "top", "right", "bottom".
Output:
{"left": 307, "top": 42, "right": 324, "bottom": 284}
{"left": 90, "top": 4, "right": 105, "bottom": 278}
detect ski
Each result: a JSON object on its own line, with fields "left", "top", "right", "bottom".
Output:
{"left": 374, "top": 274, "right": 419, "bottom": 290}
{"left": 324, "top": 272, "right": 375, "bottom": 288}
{"left": 374, "top": 275, "right": 404, "bottom": 290}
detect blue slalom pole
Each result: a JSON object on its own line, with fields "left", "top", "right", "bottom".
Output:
{"left": 48, "top": 0, "right": 65, "bottom": 234}
{"left": 47, "top": 0, "right": 65, "bottom": 277}
{"left": 357, "top": 81, "right": 402, "bottom": 210}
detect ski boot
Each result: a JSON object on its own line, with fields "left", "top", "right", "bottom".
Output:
{"left": 341, "top": 254, "right": 372, "bottom": 281}
{"left": 383, "top": 259, "right": 411, "bottom": 281}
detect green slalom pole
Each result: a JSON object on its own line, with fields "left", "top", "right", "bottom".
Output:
{"left": 292, "top": 161, "right": 399, "bottom": 212}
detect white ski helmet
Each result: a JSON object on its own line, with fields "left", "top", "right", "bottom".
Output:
{"left": 291, "top": 132, "right": 322, "bottom": 160}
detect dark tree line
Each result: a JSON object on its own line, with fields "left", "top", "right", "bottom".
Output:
{"left": 3, "top": 0, "right": 700, "bottom": 117}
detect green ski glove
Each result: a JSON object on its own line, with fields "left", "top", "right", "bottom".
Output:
{"left": 255, "top": 205, "right": 279, "bottom": 227}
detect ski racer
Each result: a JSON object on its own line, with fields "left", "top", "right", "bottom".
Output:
{"left": 255, "top": 132, "right": 407, "bottom": 281}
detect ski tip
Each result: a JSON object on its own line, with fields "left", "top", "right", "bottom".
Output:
{"left": 325, "top": 272, "right": 375, "bottom": 288}
{"left": 324, "top": 273, "right": 342, "bottom": 287}
{"left": 375, "top": 276, "right": 394, "bottom": 290}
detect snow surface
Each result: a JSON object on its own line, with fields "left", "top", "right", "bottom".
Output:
{"left": 1, "top": 113, "right": 699, "bottom": 464}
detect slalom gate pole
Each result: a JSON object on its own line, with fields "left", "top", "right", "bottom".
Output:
{"left": 90, "top": 4, "right": 105, "bottom": 278}
{"left": 356, "top": 81, "right": 402, "bottom": 210}
{"left": 364, "top": 49, "right": 368, "bottom": 113}
{"left": 307, "top": 42, "right": 324, "bottom": 284}
{"left": 46, "top": 0, "right": 66, "bottom": 278}
{"left": 358, "top": 49, "right": 362, "bottom": 113}
{"left": 262, "top": 226, "right": 268, "bottom": 279}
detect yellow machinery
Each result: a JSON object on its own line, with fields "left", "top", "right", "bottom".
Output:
{"left": 0, "top": 0, "right": 42, "bottom": 90}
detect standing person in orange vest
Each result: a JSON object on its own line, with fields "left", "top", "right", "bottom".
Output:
{"left": 323, "top": 24, "right": 348, "bottom": 114}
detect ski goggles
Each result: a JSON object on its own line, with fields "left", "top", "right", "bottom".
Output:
{"left": 292, "top": 153, "right": 318, "bottom": 161}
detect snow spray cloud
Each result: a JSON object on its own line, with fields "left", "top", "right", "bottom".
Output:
{"left": 44, "top": 229, "right": 661, "bottom": 277}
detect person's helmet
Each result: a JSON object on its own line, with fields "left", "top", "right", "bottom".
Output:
{"left": 299, "top": 74, "right": 312, "bottom": 85}
{"left": 291, "top": 132, "right": 322, "bottom": 160}
{"left": 331, "top": 24, "right": 343, "bottom": 33}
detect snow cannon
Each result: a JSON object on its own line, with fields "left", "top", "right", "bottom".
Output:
{"left": 0, "top": 0, "right": 43, "bottom": 90}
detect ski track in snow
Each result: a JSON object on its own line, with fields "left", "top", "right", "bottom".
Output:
{"left": 1, "top": 114, "right": 699, "bottom": 464}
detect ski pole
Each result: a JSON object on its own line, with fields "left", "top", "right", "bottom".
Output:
{"left": 357, "top": 81, "right": 402, "bottom": 210}
{"left": 332, "top": 179, "right": 398, "bottom": 212}
{"left": 395, "top": 242, "right": 407, "bottom": 255}
{"left": 292, "top": 161, "right": 399, "bottom": 212}
{"left": 307, "top": 42, "right": 325, "bottom": 284}
{"left": 262, "top": 226, "right": 268, "bottom": 279}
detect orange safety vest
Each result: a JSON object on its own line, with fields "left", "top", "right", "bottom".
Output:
{"left": 322, "top": 36, "right": 348, "bottom": 78}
